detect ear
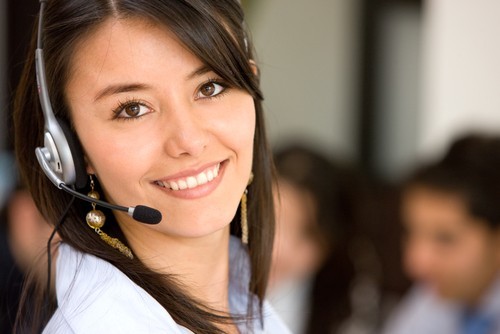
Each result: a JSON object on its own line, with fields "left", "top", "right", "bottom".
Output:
{"left": 249, "top": 59, "right": 260, "bottom": 77}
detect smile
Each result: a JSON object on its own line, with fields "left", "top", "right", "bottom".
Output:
{"left": 154, "top": 162, "right": 221, "bottom": 191}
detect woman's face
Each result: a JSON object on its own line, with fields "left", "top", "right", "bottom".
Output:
{"left": 270, "top": 179, "right": 324, "bottom": 287}
{"left": 65, "top": 18, "right": 255, "bottom": 239}
{"left": 402, "top": 186, "right": 500, "bottom": 304}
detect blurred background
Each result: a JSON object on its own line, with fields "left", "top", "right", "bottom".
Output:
{"left": 1, "top": 0, "right": 499, "bottom": 333}
{"left": 1, "top": 0, "right": 500, "bottom": 182}
{"left": 244, "top": 0, "right": 500, "bottom": 181}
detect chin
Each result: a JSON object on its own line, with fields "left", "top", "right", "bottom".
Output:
{"left": 435, "top": 286, "right": 463, "bottom": 302}
{"left": 167, "top": 211, "right": 236, "bottom": 238}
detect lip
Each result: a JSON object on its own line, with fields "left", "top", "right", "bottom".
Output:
{"left": 152, "top": 160, "right": 228, "bottom": 199}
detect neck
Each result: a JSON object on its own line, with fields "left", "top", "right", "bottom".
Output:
{"left": 120, "top": 222, "right": 232, "bottom": 312}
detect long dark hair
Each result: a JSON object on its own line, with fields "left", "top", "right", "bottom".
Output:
{"left": 13, "top": 0, "right": 275, "bottom": 332}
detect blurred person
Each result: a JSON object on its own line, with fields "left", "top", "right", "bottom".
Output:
{"left": 269, "top": 144, "right": 365, "bottom": 333}
{"left": 0, "top": 153, "right": 53, "bottom": 333}
{"left": 383, "top": 134, "right": 500, "bottom": 334}
{"left": 6, "top": 189, "right": 55, "bottom": 276}
{"left": 0, "top": 209, "right": 21, "bottom": 334}
{"left": 0, "top": 152, "right": 17, "bottom": 211}
{"left": 1, "top": 188, "right": 54, "bottom": 333}
{"left": 0, "top": 152, "right": 21, "bottom": 334}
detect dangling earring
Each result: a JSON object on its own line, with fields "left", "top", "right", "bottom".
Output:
{"left": 240, "top": 173, "right": 254, "bottom": 245}
{"left": 86, "top": 175, "right": 133, "bottom": 259}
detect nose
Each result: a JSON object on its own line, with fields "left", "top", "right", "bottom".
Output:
{"left": 162, "top": 105, "right": 209, "bottom": 158}
{"left": 404, "top": 239, "right": 437, "bottom": 282}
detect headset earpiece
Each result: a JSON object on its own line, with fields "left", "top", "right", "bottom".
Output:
{"left": 57, "top": 119, "right": 88, "bottom": 189}
{"left": 36, "top": 110, "right": 87, "bottom": 190}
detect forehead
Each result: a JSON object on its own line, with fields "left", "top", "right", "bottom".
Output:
{"left": 66, "top": 17, "right": 201, "bottom": 89}
{"left": 402, "top": 186, "right": 471, "bottom": 228}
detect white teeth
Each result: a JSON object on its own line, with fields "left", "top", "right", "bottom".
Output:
{"left": 170, "top": 181, "right": 179, "bottom": 190}
{"left": 178, "top": 180, "right": 188, "bottom": 190}
{"left": 156, "top": 163, "right": 221, "bottom": 191}
{"left": 186, "top": 176, "right": 197, "bottom": 189}
{"left": 197, "top": 172, "right": 208, "bottom": 185}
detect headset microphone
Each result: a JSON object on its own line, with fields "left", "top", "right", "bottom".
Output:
{"left": 60, "top": 184, "right": 162, "bottom": 225}
{"left": 35, "top": 148, "right": 162, "bottom": 225}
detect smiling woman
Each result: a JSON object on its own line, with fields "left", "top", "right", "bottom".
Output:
{"left": 13, "top": 1, "right": 289, "bottom": 333}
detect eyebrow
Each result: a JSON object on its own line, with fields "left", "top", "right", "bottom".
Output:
{"left": 187, "top": 65, "right": 212, "bottom": 80}
{"left": 94, "top": 83, "right": 150, "bottom": 102}
{"left": 93, "top": 65, "right": 213, "bottom": 102}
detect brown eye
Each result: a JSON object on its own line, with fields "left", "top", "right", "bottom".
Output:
{"left": 125, "top": 103, "right": 141, "bottom": 117}
{"left": 115, "top": 101, "right": 152, "bottom": 119}
{"left": 200, "top": 83, "right": 216, "bottom": 97}
{"left": 197, "top": 81, "right": 226, "bottom": 99}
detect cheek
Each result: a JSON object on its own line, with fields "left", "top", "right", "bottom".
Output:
{"left": 433, "top": 241, "right": 490, "bottom": 293}
{"left": 74, "top": 115, "right": 160, "bottom": 203}
{"left": 296, "top": 240, "right": 322, "bottom": 274}
{"left": 496, "top": 243, "right": 500, "bottom": 267}
{"left": 216, "top": 96, "right": 256, "bottom": 156}
{"left": 83, "top": 130, "right": 149, "bottom": 171}
{"left": 448, "top": 237, "right": 486, "bottom": 271}
{"left": 404, "top": 239, "right": 451, "bottom": 282}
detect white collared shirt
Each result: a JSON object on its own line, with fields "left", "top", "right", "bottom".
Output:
{"left": 382, "top": 275, "right": 500, "bottom": 334}
{"left": 43, "top": 237, "right": 291, "bottom": 334}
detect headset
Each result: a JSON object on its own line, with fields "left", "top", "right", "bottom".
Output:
{"left": 34, "top": 0, "right": 87, "bottom": 190}
{"left": 34, "top": 0, "right": 161, "bottom": 224}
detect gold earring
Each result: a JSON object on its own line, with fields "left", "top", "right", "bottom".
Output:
{"left": 86, "top": 175, "right": 133, "bottom": 259}
{"left": 240, "top": 173, "right": 254, "bottom": 245}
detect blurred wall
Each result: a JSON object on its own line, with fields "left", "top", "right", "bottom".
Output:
{"left": 247, "top": 0, "right": 361, "bottom": 161}
{"left": 373, "top": 3, "right": 421, "bottom": 180}
{"left": 418, "top": 0, "right": 500, "bottom": 160}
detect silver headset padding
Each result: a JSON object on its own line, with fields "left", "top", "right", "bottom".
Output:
{"left": 34, "top": 48, "right": 77, "bottom": 187}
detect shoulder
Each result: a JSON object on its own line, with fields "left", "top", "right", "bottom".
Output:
{"left": 381, "top": 285, "right": 460, "bottom": 334}
{"left": 260, "top": 300, "right": 293, "bottom": 334}
{"left": 481, "top": 274, "right": 500, "bottom": 314}
{"left": 44, "top": 243, "right": 191, "bottom": 334}
{"left": 478, "top": 274, "right": 500, "bottom": 333}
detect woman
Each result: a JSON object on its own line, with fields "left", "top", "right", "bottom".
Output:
{"left": 383, "top": 134, "right": 500, "bottom": 334}
{"left": 13, "top": 0, "right": 289, "bottom": 333}
{"left": 269, "top": 144, "right": 357, "bottom": 334}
